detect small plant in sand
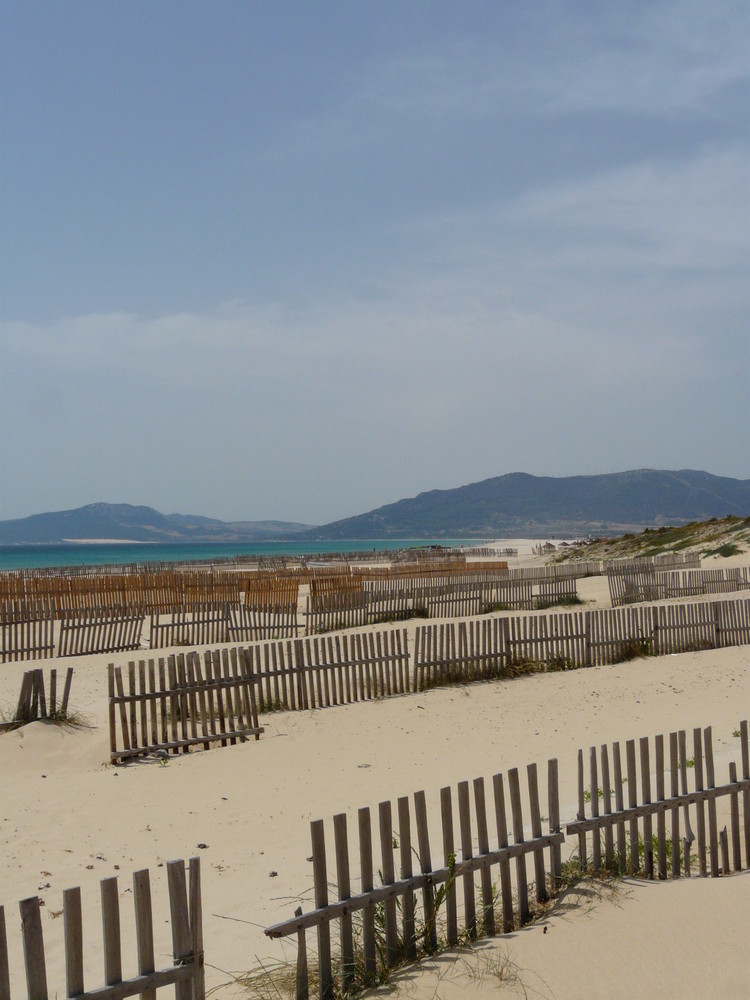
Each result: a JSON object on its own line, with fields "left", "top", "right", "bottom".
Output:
{"left": 0, "top": 702, "right": 92, "bottom": 733}
{"left": 613, "top": 633, "right": 654, "bottom": 662}
{"left": 480, "top": 601, "right": 512, "bottom": 614}
{"left": 534, "top": 595, "right": 584, "bottom": 611}
{"left": 703, "top": 542, "right": 741, "bottom": 558}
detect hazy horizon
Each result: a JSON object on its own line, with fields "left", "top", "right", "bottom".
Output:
{"left": 2, "top": 466, "right": 749, "bottom": 527}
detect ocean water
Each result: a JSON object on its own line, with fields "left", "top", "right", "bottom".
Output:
{"left": 0, "top": 538, "right": 488, "bottom": 572}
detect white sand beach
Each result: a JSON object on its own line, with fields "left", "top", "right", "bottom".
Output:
{"left": 1, "top": 549, "right": 749, "bottom": 999}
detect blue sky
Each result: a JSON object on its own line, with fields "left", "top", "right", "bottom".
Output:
{"left": 1, "top": 1, "right": 748, "bottom": 525}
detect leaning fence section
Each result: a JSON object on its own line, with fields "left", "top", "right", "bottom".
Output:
{"left": 247, "top": 630, "right": 409, "bottom": 712}
{"left": 608, "top": 565, "right": 750, "bottom": 606}
{"left": 231, "top": 600, "right": 300, "bottom": 641}
{"left": 57, "top": 605, "right": 146, "bottom": 657}
{"left": 0, "top": 600, "right": 56, "bottom": 663}
{"left": 148, "top": 602, "right": 232, "bottom": 649}
{"left": 108, "top": 648, "right": 264, "bottom": 762}
{"left": 265, "top": 759, "right": 563, "bottom": 1000}
{"left": 304, "top": 577, "right": 579, "bottom": 633}
{"left": 413, "top": 619, "right": 505, "bottom": 690}
{"left": 0, "top": 667, "right": 74, "bottom": 731}
{"left": 266, "top": 718, "right": 749, "bottom": 1000}
{"left": 567, "top": 720, "right": 750, "bottom": 881}
{"left": 413, "top": 599, "right": 750, "bottom": 686}
{"left": 0, "top": 858, "right": 204, "bottom": 1000}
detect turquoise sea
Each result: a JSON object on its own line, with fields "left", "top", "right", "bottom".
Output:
{"left": 0, "top": 539, "right": 488, "bottom": 572}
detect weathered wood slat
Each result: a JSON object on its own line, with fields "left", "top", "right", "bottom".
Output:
{"left": 266, "top": 829, "right": 566, "bottom": 937}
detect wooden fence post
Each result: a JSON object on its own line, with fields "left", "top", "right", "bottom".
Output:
{"left": 729, "top": 762, "right": 742, "bottom": 873}
{"left": 63, "top": 886, "right": 84, "bottom": 998}
{"left": 378, "top": 802, "right": 399, "bottom": 968}
{"left": 507, "top": 768, "right": 529, "bottom": 924}
{"left": 397, "top": 796, "right": 417, "bottom": 960}
{"left": 310, "top": 822, "right": 333, "bottom": 999}
{"left": 439, "top": 786, "right": 458, "bottom": 946}
{"left": 133, "top": 870, "right": 156, "bottom": 1000}
{"left": 589, "top": 748, "right": 601, "bottom": 872}
{"left": 741, "top": 720, "right": 750, "bottom": 868}
{"left": 0, "top": 906, "right": 9, "bottom": 1000}
{"left": 577, "top": 749, "right": 587, "bottom": 871}
{"left": 669, "top": 732, "right": 681, "bottom": 878}
{"left": 693, "top": 728, "right": 707, "bottom": 877}
{"left": 583, "top": 611, "right": 592, "bottom": 667}
{"left": 548, "top": 758, "right": 562, "bottom": 889}
{"left": 639, "top": 738, "right": 653, "bottom": 879}
{"left": 473, "top": 777, "right": 495, "bottom": 936}
{"left": 167, "top": 861, "right": 193, "bottom": 1000}
{"left": 189, "top": 856, "right": 205, "bottom": 1000}
{"left": 704, "top": 727, "right": 719, "bottom": 877}
{"left": 333, "top": 814, "right": 354, "bottom": 991}
{"left": 491, "top": 773, "right": 514, "bottom": 933}
{"left": 527, "top": 764, "right": 548, "bottom": 904}
{"left": 414, "top": 790, "right": 437, "bottom": 953}
{"left": 19, "top": 896, "right": 48, "bottom": 1000}
{"left": 457, "top": 781, "right": 476, "bottom": 940}
{"left": 357, "top": 808, "right": 376, "bottom": 981}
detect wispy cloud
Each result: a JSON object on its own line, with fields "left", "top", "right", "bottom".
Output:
{"left": 273, "top": 0, "right": 748, "bottom": 166}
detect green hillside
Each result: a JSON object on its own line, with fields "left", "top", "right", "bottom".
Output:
{"left": 303, "top": 470, "right": 750, "bottom": 539}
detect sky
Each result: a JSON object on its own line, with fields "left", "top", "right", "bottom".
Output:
{"left": 1, "top": 1, "right": 748, "bottom": 526}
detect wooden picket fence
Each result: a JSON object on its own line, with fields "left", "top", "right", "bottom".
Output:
{"left": 413, "top": 599, "right": 750, "bottom": 688}
{"left": 265, "top": 718, "right": 749, "bottom": 1000}
{"left": 57, "top": 605, "right": 146, "bottom": 657}
{"left": 0, "top": 667, "right": 73, "bottom": 730}
{"left": 0, "top": 567, "right": 243, "bottom": 613}
{"left": 305, "top": 592, "right": 373, "bottom": 633}
{"left": 0, "top": 858, "right": 204, "bottom": 1000}
{"left": 607, "top": 565, "right": 749, "bottom": 606}
{"left": 0, "top": 600, "right": 55, "bottom": 663}
{"left": 247, "top": 630, "right": 409, "bottom": 712}
{"left": 231, "top": 601, "right": 301, "bottom": 640}
{"left": 241, "top": 576, "right": 301, "bottom": 638}
{"left": 108, "top": 649, "right": 264, "bottom": 762}
{"left": 107, "top": 599, "right": 750, "bottom": 753}
{"left": 265, "top": 760, "right": 563, "bottom": 999}
{"left": 148, "top": 603, "right": 231, "bottom": 649}
{"left": 304, "top": 577, "right": 577, "bottom": 633}
{"left": 567, "top": 720, "right": 750, "bottom": 880}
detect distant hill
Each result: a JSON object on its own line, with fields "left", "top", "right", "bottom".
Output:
{"left": 0, "top": 503, "right": 315, "bottom": 544}
{"left": 302, "top": 470, "right": 750, "bottom": 539}
{"left": 4, "top": 470, "right": 749, "bottom": 545}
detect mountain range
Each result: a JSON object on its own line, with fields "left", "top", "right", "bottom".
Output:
{"left": 301, "top": 469, "right": 750, "bottom": 539}
{"left": 1, "top": 470, "right": 748, "bottom": 544}
{"left": 0, "top": 503, "right": 313, "bottom": 544}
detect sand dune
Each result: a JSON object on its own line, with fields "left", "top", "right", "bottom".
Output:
{"left": 1, "top": 555, "right": 749, "bottom": 998}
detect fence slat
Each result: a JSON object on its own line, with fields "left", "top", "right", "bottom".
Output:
{"left": 100, "top": 877, "right": 122, "bottom": 988}
{"left": 473, "top": 777, "right": 495, "bottom": 936}
{"left": 20, "top": 896, "right": 48, "bottom": 1000}
{"left": 357, "top": 808, "right": 376, "bottom": 980}
{"left": 439, "top": 787, "right": 458, "bottom": 946}
{"left": 414, "top": 790, "right": 437, "bottom": 953}
{"left": 63, "top": 886, "right": 84, "bottom": 998}
{"left": 507, "top": 768, "right": 529, "bottom": 924}
{"left": 397, "top": 795, "right": 417, "bottom": 960}
{"left": 133, "top": 870, "right": 156, "bottom": 1000}
{"left": 167, "top": 860, "right": 192, "bottom": 1000}
{"left": 379, "top": 802, "right": 399, "bottom": 966}
{"left": 310, "top": 822, "right": 333, "bottom": 1000}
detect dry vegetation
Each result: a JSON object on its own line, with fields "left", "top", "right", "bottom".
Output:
{"left": 552, "top": 515, "right": 750, "bottom": 563}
